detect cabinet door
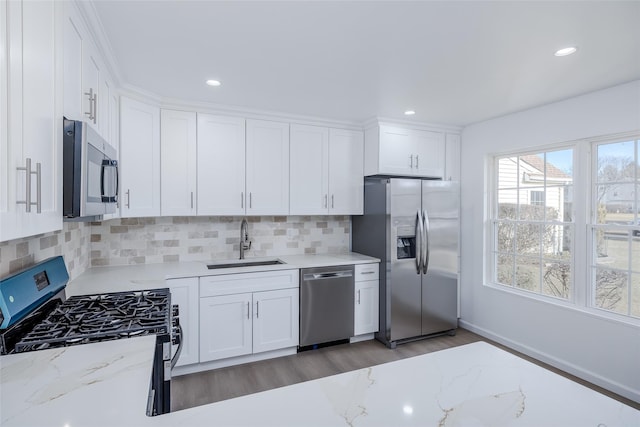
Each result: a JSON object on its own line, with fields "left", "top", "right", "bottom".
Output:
{"left": 246, "top": 119, "right": 290, "bottom": 215}
{"left": 197, "top": 114, "right": 245, "bottom": 215}
{"left": 167, "top": 278, "right": 199, "bottom": 367}
{"left": 413, "top": 129, "right": 445, "bottom": 178}
{"left": 445, "top": 133, "right": 461, "bottom": 182}
{"left": 199, "top": 293, "right": 252, "bottom": 362}
{"left": 82, "top": 40, "right": 100, "bottom": 133}
{"left": 328, "top": 129, "right": 363, "bottom": 215}
{"left": 2, "top": 0, "right": 62, "bottom": 242}
{"left": 119, "top": 97, "right": 160, "bottom": 218}
{"left": 62, "top": 2, "right": 84, "bottom": 121}
{"left": 289, "top": 124, "right": 328, "bottom": 215}
{"left": 161, "top": 110, "right": 197, "bottom": 216}
{"left": 253, "top": 288, "right": 299, "bottom": 354}
{"left": 378, "top": 125, "right": 414, "bottom": 175}
{"left": 354, "top": 279, "right": 379, "bottom": 336}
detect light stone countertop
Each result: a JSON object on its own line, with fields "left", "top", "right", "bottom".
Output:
{"left": 2, "top": 340, "right": 638, "bottom": 427}
{"left": 66, "top": 252, "right": 379, "bottom": 297}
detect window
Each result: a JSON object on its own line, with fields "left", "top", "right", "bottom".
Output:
{"left": 490, "top": 136, "right": 640, "bottom": 322}
{"left": 530, "top": 191, "right": 545, "bottom": 206}
{"left": 591, "top": 139, "right": 640, "bottom": 317}
{"left": 493, "top": 149, "right": 574, "bottom": 299}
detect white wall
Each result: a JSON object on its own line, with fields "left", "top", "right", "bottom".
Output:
{"left": 460, "top": 80, "right": 640, "bottom": 402}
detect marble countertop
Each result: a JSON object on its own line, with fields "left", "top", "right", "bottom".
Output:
{"left": 2, "top": 340, "right": 637, "bottom": 426}
{"left": 66, "top": 252, "right": 379, "bottom": 297}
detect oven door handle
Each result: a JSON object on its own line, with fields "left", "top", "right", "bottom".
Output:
{"left": 170, "top": 323, "right": 183, "bottom": 369}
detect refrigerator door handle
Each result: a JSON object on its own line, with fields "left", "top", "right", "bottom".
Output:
{"left": 416, "top": 210, "right": 423, "bottom": 274}
{"left": 422, "top": 209, "right": 430, "bottom": 274}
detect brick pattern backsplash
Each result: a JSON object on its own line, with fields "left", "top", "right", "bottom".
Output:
{"left": 90, "top": 216, "right": 351, "bottom": 267}
{"left": 0, "top": 222, "right": 91, "bottom": 280}
{"left": 0, "top": 216, "right": 351, "bottom": 278}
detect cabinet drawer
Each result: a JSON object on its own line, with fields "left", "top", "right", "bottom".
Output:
{"left": 355, "top": 263, "right": 379, "bottom": 281}
{"left": 200, "top": 269, "right": 299, "bottom": 297}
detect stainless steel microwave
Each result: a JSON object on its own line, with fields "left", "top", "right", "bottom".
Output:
{"left": 63, "top": 118, "right": 118, "bottom": 219}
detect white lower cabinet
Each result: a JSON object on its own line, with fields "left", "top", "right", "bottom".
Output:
{"left": 354, "top": 263, "right": 379, "bottom": 336}
{"left": 200, "top": 293, "right": 253, "bottom": 362}
{"left": 252, "top": 288, "right": 299, "bottom": 354}
{"left": 166, "top": 278, "right": 199, "bottom": 367}
{"left": 199, "top": 288, "right": 299, "bottom": 363}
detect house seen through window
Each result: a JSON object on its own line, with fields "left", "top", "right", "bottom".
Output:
{"left": 491, "top": 137, "right": 640, "bottom": 321}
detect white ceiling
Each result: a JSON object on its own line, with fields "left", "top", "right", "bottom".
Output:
{"left": 92, "top": 0, "right": 640, "bottom": 127}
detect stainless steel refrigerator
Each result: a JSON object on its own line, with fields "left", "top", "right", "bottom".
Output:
{"left": 352, "top": 177, "right": 459, "bottom": 348}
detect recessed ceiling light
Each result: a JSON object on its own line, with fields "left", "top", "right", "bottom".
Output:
{"left": 404, "top": 110, "right": 416, "bottom": 116}
{"left": 206, "top": 79, "right": 221, "bottom": 87}
{"left": 554, "top": 47, "right": 577, "bottom": 57}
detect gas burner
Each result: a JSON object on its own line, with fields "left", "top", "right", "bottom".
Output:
{"left": 13, "top": 288, "right": 171, "bottom": 353}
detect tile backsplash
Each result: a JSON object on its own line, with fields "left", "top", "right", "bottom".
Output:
{"left": 0, "top": 222, "right": 91, "bottom": 280}
{"left": 1, "top": 216, "right": 351, "bottom": 279}
{"left": 90, "top": 216, "right": 351, "bottom": 267}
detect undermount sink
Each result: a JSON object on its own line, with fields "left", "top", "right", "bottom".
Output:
{"left": 207, "top": 259, "right": 285, "bottom": 270}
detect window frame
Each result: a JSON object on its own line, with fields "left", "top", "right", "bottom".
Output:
{"left": 485, "top": 132, "right": 640, "bottom": 327}
{"left": 489, "top": 146, "right": 576, "bottom": 303}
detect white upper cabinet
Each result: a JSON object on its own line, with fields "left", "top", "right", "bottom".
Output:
{"left": 246, "top": 120, "right": 290, "bottom": 215}
{"left": 62, "top": 3, "right": 83, "bottom": 122}
{"left": 197, "top": 114, "right": 246, "bottom": 215}
{"left": 1, "top": 0, "right": 63, "bottom": 242}
{"left": 120, "top": 97, "right": 161, "bottom": 218}
{"left": 328, "top": 128, "right": 363, "bottom": 215}
{"left": 365, "top": 123, "right": 446, "bottom": 178}
{"left": 445, "top": 133, "right": 461, "bottom": 182}
{"left": 161, "top": 109, "right": 197, "bottom": 216}
{"left": 62, "top": 2, "right": 114, "bottom": 144}
{"left": 290, "top": 126, "right": 363, "bottom": 215}
{"left": 289, "top": 124, "right": 329, "bottom": 215}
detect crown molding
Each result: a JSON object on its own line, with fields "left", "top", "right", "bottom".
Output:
{"left": 362, "top": 116, "right": 463, "bottom": 133}
{"left": 118, "top": 84, "right": 364, "bottom": 131}
{"left": 73, "top": 0, "right": 123, "bottom": 86}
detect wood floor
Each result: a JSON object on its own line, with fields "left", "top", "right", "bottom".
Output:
{"left": 171, "top": 328, "right": 639, "bottom": 412}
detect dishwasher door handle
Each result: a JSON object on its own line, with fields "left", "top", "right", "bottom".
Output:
{"left": 303, "top": 271, "right": 353, "bottom": 281}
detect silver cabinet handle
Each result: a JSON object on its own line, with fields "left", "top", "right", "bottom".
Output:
{"left": 125, "top": 189, "right": 131, "bottom": 209}
{"left": 357, "top": 289, "right": 361, "bottom": 305}
{"left": 409, "top": 154, "right": 413, "bottom": 168}
{"left": 35, "top": 162, "right": 41, "bottom": 213}
{"left": 247, "top": 301, "right": 250, "bottom": 319}
{"left": 241, "top": 192, "right": 244, "bottom": 209}
{"left": 16, "top": 158, "right": 40, "bottom": 213}
{"left": 249, "top": 192, "right": 252, "bottom": 209}
{"left": 84, "top": 88, "right": 96, "bottom": 122}
{"left": 190, "top": 192, "right": 194, "bottom": 209}
{"left": 331, "top": 194, "right": 334, "bottom": 209}
{"left": 93, "top": 92, "right": 97, "bottom": 125}
{"left": 415, "top": 155, "right": 419, "bottom": 169}
{"left": 324, "top": 194, "right": 327, "bottom": 208}
{"left": 361, "top": 271, "right": 375, "bottom": 275}
{"left": 16, "top": 158, "right": 31, "bottom": 212}
{"left": 256, "top": 301, "right": 259, "bottom": 318}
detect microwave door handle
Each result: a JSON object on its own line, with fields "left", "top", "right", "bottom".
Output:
{"left": 113, "top": 160, "right": 119, "bottom": 202}
{"left": 100, "top": 159, "right": 106, "bottom": 201}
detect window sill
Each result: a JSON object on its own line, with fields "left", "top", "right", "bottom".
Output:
{"left": 483, "top": 281, "right": 640, "bottom": 329}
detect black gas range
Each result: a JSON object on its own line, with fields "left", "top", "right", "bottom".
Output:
{"left": 0, "top": 256, "right": 182, "bottom": 416}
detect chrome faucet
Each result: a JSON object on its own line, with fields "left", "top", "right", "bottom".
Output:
{"left": 240, "top": 218, "right": 251, "bottom": 259}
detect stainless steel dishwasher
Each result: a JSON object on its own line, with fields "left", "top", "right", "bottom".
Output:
{"left": 299, "top": 265, "right": 355, "bottom": 347}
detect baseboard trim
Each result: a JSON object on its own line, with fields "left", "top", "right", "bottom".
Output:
{"left": 459, "top": 320, "right": 640, "bottom": 403}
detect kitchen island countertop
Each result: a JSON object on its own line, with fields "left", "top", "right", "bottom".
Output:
{"left": 2, "top": 338, "right": 638, "bottom": 427}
